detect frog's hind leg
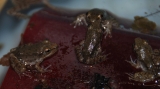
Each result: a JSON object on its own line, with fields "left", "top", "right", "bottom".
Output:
{"left": 126, "top": 71, "right": 155, "bottom": 83}
{"left": 86, "top": 44, "right": 109, "bottom": 64}
{"left": 75, "top": 40, "right": 85, "bottom": 62}
{"left": 9, "top": 54, "right": 27, "bottom": 78}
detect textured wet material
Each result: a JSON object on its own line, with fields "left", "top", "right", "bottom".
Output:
{"left": 1, "top": 8, "right": 160, "bottom": 89}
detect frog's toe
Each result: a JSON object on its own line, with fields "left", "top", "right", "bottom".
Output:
{"left": 42, "top": 65, "right": 52, "bottom": 73}
{"left": 126, "top": 73, "right": 134, "bottom": 78}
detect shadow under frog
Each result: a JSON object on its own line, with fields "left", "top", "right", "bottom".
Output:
{"left": 0, "top": 40, "right": 57, "bottom": 77}
{"left": 72, "top": 8, "right": 118, "bottom": 65}
{"left": 126, "top": 37, "right": 160, "bottom": 83}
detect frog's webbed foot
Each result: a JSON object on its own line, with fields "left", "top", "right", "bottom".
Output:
{"left": 71, "top": 14, "right": 88, "bottom": 28}
{"left": 126, "top": 71, "right": 155, "bottom": 83}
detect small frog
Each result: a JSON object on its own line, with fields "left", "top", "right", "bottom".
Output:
{"left": 72, "top": 8, "right": 117, "bottom": 64}
{"left": 0, "top": 40, "right": 57, "bottom": 76}
{"left": 126, "top": 38, "right": 160, "bottom": 83}
{"left": 7, "top": 0, "right": 58, "bottom": 18}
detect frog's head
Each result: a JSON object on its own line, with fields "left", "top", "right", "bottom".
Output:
{"left": 86, "top": 8, "right": 107, "bottom": 23}
{"left": 40, "top": 40, "right": 58, "bottom": 59}
{"left": 134, "top": 37, "right": 148, "bottom": 51}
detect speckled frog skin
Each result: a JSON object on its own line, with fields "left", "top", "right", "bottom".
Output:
{"left": 126, "top": 38, "right": 160, "bottom": 83}
{"left": 0, "top": 40, "right": 57, "bottom": 76}
{"left": 72, "top": 8, "right": 118, "bottom": 64}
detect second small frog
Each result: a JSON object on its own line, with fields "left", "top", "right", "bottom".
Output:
{"left": 126, "top": 38, "right": 160, "bottom": 83}
{"left": 0, "top": 40, "right": 58, "bottom": 77}
{"left": 72, "top": 8, "right": 117, "bottom": 64}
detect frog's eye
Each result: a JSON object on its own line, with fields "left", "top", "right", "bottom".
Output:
{"left": 43, "top": 40, "right": 49, "bottom": 43}
{"left": 86, "top": 13, "right": 91, "bottom": 18}
{"left": 143, "top": 41, "right": 148, "bottom": 45}
{"left": 86, "top": 12, "right": 88, "bottom": 15}
{"left": 100, "top": 14, "right": 104, "bottom": 18}
{"left": 45, "top": 49, "right": 50, "bottom": 52}
{"left": 98, "top": 14, "right": 103, "bottom": 19}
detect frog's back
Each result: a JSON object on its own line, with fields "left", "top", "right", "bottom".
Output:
{"left": 11, "top": 43, "right": 44, "bottom": 65}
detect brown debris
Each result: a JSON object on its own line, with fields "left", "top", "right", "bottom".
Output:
{"left": 132, "top": 16, "right": 156, "bottom": 34}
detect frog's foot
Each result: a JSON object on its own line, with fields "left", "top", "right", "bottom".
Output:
{"left": 15, "top": 71, "right": 32, "bottom": 79}
{"left": 43, "top": 65, "right": 52, "bottom": 72}
{"left": 102, "top": 20, "right": 113, "bottom": 38}
{"left": 71, "top": 14, "right": 88, "bottom": 28}
{"left": 22, "top": 72, "right": 32, "bottom": 79}
{"left": 126, "top": 71, "right": 155, "bottom": 83}
{"left": 36, "top": 64, "right": 52, "bottom": 73}
{"left": 125, "top": 56, "right": 141, "bottom": 69}
{"left": 103, "top": 28, "right": 112, "bottom": 38}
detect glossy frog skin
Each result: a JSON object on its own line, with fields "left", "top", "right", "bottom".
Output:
{"left": 0, "top": 40, "right": 57, "bottom": 76}
{"left": 126, "top": 38, "right": 160, "bottom": 83}
{"left": 72, "top": 8, "right": 117, "bottom": 64}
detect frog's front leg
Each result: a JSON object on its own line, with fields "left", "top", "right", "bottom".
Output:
{"left": 35, "top": 62, "right": 52, "bottom": 73}
{"left": 126, "top": 71, "right": 155, "bottom": 83}
{"left": 101, "top": 20, "right": 113, "bottom": 38}
{"left": 125, "top": 56, "right": 141, "bottom": 69}
{"left": 71, "top": 14, "right": 88, "bottom": 28}
{"left": 125, "top": 56, "right": 148, "bottom": 71}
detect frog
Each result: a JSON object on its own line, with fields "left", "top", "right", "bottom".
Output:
{"left": 7, "top": 0, "right": 58, "bottom": 18}
{"left": 72, "top": 8, "right": 118, "bottom": 64}
{"left": 0, "top": 40, "right": 57, "bottom": 76}
{"left": 126, "top": 37, "right": 160, "bottom": 83}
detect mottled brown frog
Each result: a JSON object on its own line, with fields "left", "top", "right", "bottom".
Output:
{"left": 7, "top": 0, "right": 58, "bottom": 18}
{"left": 126, "top": 38, "right": 160, "bottom": 83}
{"left": 0, "top": 40, "right": 57, "bottom": 76}
{"left": 72, "top": 8, "right": 117, "bottom": 64}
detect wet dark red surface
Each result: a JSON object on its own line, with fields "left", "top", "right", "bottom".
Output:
{"left": 1, "top": 8, "right": 160, "bottom": 89}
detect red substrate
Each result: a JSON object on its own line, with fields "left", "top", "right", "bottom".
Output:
{"left": 1, "top": 8, "right": 160, "bottom": 89}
